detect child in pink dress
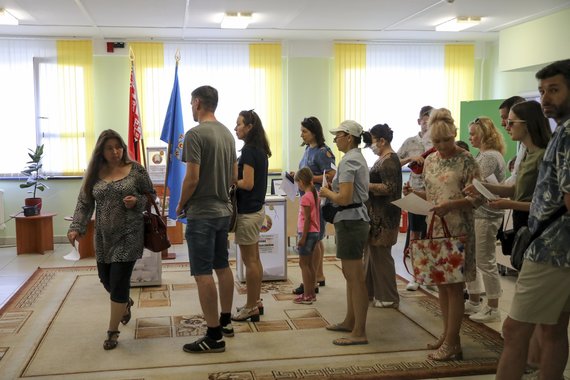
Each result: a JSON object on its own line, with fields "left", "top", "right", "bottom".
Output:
{"left": 293, "top": 168, "right": 321, "bottom": 304}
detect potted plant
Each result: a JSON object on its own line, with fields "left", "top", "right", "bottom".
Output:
{"left": 20, "top": 144, "right": 48, "bottom": 214}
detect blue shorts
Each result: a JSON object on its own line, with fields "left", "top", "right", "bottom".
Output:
{"left": 297, "top": 232, "right": 319, "bottom": 256}
{"left": 185, "top": 216, "right": 231, "bottom": 276}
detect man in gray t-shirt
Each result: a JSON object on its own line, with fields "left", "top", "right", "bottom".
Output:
{"left": 176, "top": 85, "right": 237, "bottom": 354}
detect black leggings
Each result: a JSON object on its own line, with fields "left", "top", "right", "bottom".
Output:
{"left": 97, "top": 261, "right": 136, "bottom": 303}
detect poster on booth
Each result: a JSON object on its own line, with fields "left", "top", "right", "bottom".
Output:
{"left": 237, "top": 197, "right": 287, "bottom": 281}
{"left": 131, "top": 249, "right": 162, "bottom": 287}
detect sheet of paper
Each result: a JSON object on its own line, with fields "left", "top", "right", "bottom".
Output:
{"left": 280, "top": 171, "right": 298, "bottom": 201}
{"left": 391, "top": 193, "right": 434, "bottom": 216}
{"left": 472, "top": 179, "right": 499, "bottom": 200}
{"left": 320, "top": 170, "right": 327, "bottom": 206}
{"left": 485, "top": 174, "right": 499, "bottom": 184}
{"left": 63, "top": 242, "right": 80, "bottom": 261}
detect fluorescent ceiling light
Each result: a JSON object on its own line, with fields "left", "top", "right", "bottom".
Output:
{"left": 0, "top": 8, "right": 18, "bottom": 25}
{"left": 436, "top": 16, "right": 481, "bottom": 32}
{"left": 221, "top": 12, "right": 252, "bottom": 29}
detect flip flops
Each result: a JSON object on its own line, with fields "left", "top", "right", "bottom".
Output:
{"left": 325, "top": 324, "right": 352, "bottom": 332}
{"left": 332, "top": 337, "right": 369, "bottom": 346}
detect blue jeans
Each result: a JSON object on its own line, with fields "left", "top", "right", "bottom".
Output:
{"left": 297, "top": 232, "right": 319, "bottom": 256}
{"left": 186, "top": 216, "right": 231, "bottom": 276}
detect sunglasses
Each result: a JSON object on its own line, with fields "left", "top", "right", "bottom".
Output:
{"left": 506, "top": 119, "right": 527, "bottom": 127}
{"left": 333, "top": 133, "right": 349, "bottom": 143}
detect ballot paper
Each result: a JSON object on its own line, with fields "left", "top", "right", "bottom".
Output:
{"left": 472, "top": 179, "right": 499, "bottom": 201}
{"left": 321, "top": 170, "right": 327, "bottom": 206}
{"left": 63, "top": 242, "right": 80, "bottom": 261}
{"left": 391, "top": 193, "right": 434, "bottom": 216}
{"left": 280, "top": 171, "right": 298, "bottom": 201}
{"left": 485, "top": 174, "right": 499, "bottom": 184}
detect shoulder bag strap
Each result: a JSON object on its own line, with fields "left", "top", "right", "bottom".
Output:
{"left": 531, "top": 206, "right": 568, "bottom": 240}
{"left": 145, "top": 193, "right": 160, "bottom": 215}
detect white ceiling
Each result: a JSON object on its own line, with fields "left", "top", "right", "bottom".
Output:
{"left": 1, "top": 0, "right": 570, "bottom": 42}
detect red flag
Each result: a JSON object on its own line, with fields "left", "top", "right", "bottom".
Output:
{"left": 128, "top": 64, "right": 142, "bottom": 162}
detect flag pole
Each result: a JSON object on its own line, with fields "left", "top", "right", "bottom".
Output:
{"left": 129, "top": 47, "right": 146, "bottom": 167}
{"left": 159, "top": 49, "right": 182, "bottom": 261}
{"left": 161, "top": 50, "right": 180, "bottom": 217}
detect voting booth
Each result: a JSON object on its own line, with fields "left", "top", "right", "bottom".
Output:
{"left": 131, "top": 249, "right": 162, "bottom": 287}
{"left": 236, "top": 195, "right": 287, "bottom": 282}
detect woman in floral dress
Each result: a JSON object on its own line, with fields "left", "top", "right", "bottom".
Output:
{"left": 404, "top": 108, "right": 482, "bottom": 361}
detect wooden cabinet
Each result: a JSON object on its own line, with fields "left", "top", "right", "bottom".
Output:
{"left": 153, "top": 185, "right": 183, "bottom": 244}
{"left": 64, "top": 216, "right": 95, "bottom": 258}
{"left": 12, "top": 213, "right": 56, "bottom": 254}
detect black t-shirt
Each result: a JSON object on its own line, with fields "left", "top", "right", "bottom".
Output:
{"left": 237, "top": 145, "right": 268, "bottom": 214}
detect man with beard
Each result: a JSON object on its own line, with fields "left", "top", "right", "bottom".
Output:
{"left": 496, "top": 59, "right": 570, "bottom": 380}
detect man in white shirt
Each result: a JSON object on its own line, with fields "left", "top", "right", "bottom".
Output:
{"left": 397, "top": 105, "right": 433, "bottom": 291}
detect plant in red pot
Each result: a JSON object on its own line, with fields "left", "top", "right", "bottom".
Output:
{"left": 20, "top": 144, "right": 48, "bottom": 216}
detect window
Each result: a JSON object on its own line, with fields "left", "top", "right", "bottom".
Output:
{"left": 0, "top": 39, "right": 91, "bottom": 177}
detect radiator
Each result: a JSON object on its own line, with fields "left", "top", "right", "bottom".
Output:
{"left": 0, "top": 189, "right": 5, "bottom": 230}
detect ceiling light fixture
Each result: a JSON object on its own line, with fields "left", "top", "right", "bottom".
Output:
{"left": 435, "top": 16, "right": 481, "bottom": 32}
{"left": 0, "top": 8, "right": 19, "bottom": 25}
{"left": 221, "top": 12, "right": 252, "bottom": 29}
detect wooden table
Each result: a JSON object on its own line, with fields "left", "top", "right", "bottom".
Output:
{"left": 64, "top": 216, "right": 96, "bottom": 259}
{"left": 11, "top": 213, "right": 57, "bottom": 254}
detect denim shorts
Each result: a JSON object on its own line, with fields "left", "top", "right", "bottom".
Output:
{"left": 297, "top": 232, "right": 319, "bottom": 256}
{"left": 185, "top": 216, "right": 231, "bottom": 276}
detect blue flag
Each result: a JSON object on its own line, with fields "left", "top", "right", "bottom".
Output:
{"left": 160, "top": 64, "right": 186, "bottom": 223}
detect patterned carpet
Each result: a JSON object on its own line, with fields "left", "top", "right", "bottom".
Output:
{"left": 0, "top": 260, "right": 502, "bottom": 379}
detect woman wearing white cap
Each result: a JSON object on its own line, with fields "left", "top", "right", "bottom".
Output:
{"left": 320, "top": 120, "right": 370, "bottom": 346}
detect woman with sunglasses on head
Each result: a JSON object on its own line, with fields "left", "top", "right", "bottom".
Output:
{"left": 404, "top": 108, "right": 483, "bottom": 361}
{"left": 465, "top": 101, "right": 552, "bottom": 236}
{"left": 231, "top": 110, "right": 271, "bottom": 324}
{"left": 290, "top": 116, "right": 336, "bottom": 296}
{"left": 463, "top": 117, "right": 507, "bottom": 324}
{"left": 320, "top": 120, "right": 370, "bottom": 346}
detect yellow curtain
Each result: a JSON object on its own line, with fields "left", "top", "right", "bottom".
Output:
{"left": 129, "top": 42, "right": 164, "bottom": 145}
{"left": 249, "top": 43, "right": 282, "bottom": 171}
{"left": 444, "top": 44, "right": 475, "bottom": 131}
{"left": 333, "top": 43, "right": 366, "bottom": 157}
{"left": 56, "top": 40, "right": 93, "bottom": 174}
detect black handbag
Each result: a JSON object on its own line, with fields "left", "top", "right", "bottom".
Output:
{"left": 143, "top": 193, "right": 171, "bottom": 252}
{"left": 510, "top": 206, "right": 567, "bottom": 271}
{"left": 322, "top": 202, "right": 363, "bottom": 224}
{"left": 510, "top": 226, "right": 531, "bottom": 271}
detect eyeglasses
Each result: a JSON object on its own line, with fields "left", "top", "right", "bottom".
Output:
{"left": 506, "top": 119, "right": 527, "bottom": 127}
{"left": 333, "top": 133, "right": 349, "bottom": 143}
{"left": 432, "top": 136, "right": 455, "bottom": 144}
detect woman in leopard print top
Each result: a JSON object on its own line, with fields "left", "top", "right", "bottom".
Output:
{"left": 68, "top": 129, "right": 155, "bottom": 350}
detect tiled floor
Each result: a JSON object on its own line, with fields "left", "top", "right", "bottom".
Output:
{"left": 0, "top": 235, "right": 566, "bottom": 379}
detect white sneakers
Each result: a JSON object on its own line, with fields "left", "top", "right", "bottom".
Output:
{"left": 464, "top": 300, "right": 483, "bottom": 315}
{"left": 469, "top": 305, "right": 501, "bottom": 323}
{"left": 373, "top": 300, "right": 399, "bottom": 308}
{"left": 406, "top": 281, "right": 420, "bottom": 291}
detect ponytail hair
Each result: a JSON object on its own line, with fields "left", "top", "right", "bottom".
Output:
{"left": 294, "top": 167, "right": 317, "bottom": 206}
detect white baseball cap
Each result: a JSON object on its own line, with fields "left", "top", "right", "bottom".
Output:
{"left": 330, "top": 120, "right": 363, "bottom": 137}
